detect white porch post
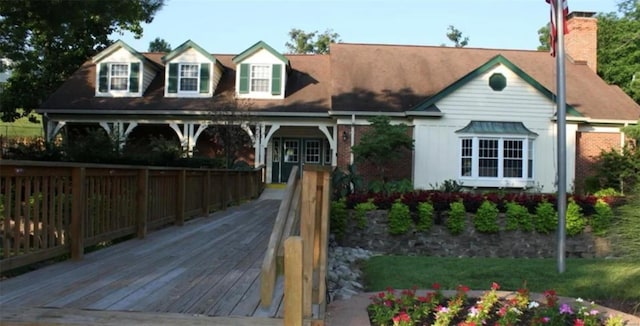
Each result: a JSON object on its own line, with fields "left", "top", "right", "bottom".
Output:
{"left": 318, "top": 125, "right": 337, "bottom": 166}
{"left": 169, "top": 122, "right": 199, "bottom": 157}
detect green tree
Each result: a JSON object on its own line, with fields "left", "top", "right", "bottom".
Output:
{"left": 285, "top": 28, "right": 340, "bottom": 54}
{"left": 148, "top": 37, "right": 171, "bottom": 52}
{"left": 446, "top": 25, "right": 470, "bottom": 48}
{"left": 537, "top": 24, "right": 551, "bottom": 51}
{"left": 597, "top": 9, "right": 640, "bottom": 103}
{"left": 622, "top": 120, "right": 640, "bottom": 142}
{"left": 351, "top": 116, "right": 414, "bottom": 183}
{"left": 0, "top": 0, "right": 165, "bottom": 122}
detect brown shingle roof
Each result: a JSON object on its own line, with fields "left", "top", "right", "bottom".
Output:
{"left": 40, "top": 43, "right": 640, "bottom": 121}
{"left": 329, "top": 43, "right": 640, "bottom": 120}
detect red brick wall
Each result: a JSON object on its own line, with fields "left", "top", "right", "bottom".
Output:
{"left": 566, "top": 14, "right": 598, "bottom": 73}
{"left": 575, "top": 131, "right": 621, "bottom": 192}
{"left": 336, "top": 124, "right": 413, "bottom": 186}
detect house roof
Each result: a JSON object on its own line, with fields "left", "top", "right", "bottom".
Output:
{"left": 92, "top": 40, "right": 147, "bottom": 63}
{"left": 40, "top": 42, "right": 640, "bottom": 121}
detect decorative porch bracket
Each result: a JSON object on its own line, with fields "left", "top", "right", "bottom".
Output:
{"left": 99, "top": 122, "right": 138, "bottom": 149}
{"left": 318, "top": 125, "right": 337, "bottom": 166}
{"left": 169, "top": 122, "right": 209, "bottom": 157}
{"left": 46, "top": 120, "right": 66, "bottom": 142}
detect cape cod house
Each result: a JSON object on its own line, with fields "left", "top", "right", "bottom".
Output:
{"left": 38, "top": 12, "right": 640, "bottom": 192}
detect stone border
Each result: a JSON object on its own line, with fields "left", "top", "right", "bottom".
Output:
{"left": 326, "top": 290, "right": 640, "bottom": 326}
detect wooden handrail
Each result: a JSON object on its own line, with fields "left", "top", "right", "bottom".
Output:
{"left": 0, "top": 160, "right": 265, "bottom": 273}
{"left": 260, "top": 165, "right": 300, "bottom": 307}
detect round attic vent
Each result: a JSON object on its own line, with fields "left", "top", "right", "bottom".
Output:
{"left": 489, "top": 73, "right": 507, "bottom": 91}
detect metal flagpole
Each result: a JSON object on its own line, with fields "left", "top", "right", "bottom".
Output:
{"left": 555, "top": 0, "right": 567, "bottom": 273}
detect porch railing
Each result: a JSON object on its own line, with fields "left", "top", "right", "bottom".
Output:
{"left": 0, "top": 160, "right": 264, "bottom": 273}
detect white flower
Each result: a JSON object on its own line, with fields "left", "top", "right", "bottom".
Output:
{"left": 575, "top": 298, "right": 584, "bottom": 303}
{"left": 528, "top": 301, "right": 540, "bottom": 309}
{"left": 510, "top": 307, "right": 523, "bottom": 315}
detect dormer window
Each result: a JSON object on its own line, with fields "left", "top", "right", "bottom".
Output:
{"left": 110, "top": 64, "right": 129, "bottom": 91}
{"left": 250, "top": 65, "right": 270, "bottom": 92}
{"left": 179, "top": 64, "right": 199, "bottom": 92}
{"left": 238, "top": 63, "right": 282, "bottom": 96}
{"left": 97, "top": 62, "right": 140, "bottom": 95}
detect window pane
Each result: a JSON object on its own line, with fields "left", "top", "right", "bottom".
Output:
{"left": 284, "top": 140, "right": 298, "bottom": 163}
{"left": 110, "top": 64, "right": 128, "bottom": 90}
{"left": 528, "top": 139, "right": 534, "bottom": 178}
{"left": 250, "top": 65, "right": 270, "bottom": 92}
{"left": 305, "top": 140, "right": 320, "bottom": 163}
{"left": 479, "top": 139, "right": 498, "bottom": 177}
{"left": 273, "top": 139, "right": 280, "bottom": 162}
{"left": 461, "top": 138, "right": 473, "bottom": 176}
{"left": 503, "top": 140, "right": 523, "bottom": 178}
{"left": 180, "top": 64, "right": 198, "bottom": 91}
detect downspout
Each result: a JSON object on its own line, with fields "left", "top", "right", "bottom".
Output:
{"left": 350, "top": 114, "right": 355, "bottom": 165}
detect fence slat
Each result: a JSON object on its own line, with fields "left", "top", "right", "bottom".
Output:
{"left": 71, "top": 167, "right": 85, "bottom": 260}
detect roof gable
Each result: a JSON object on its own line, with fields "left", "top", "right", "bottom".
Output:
{"left": 232, "top": 41, "right": 289, "bottom": 65}
{"left": 162, "top": 40, "right": 216, "bottom": 63}
{"left": 411, "top": 54, "right": 582, "bottom": 117}
{"left": 92, "top": 40, "right": 146, "bottom": 63}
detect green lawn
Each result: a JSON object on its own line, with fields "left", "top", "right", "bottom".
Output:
{"left": 0, "top": 111, "right": 44, "bottom": 137}
{"left": 362, "top": 256, "right": 640, "bottom": 302}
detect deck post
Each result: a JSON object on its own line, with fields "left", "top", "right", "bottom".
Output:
{"left": 176, "top": 169, "right": 186, "bottom": 226}
{"left": 284, "top": 236, "right": 304, "bottom": 326}
{"left": 300, "top": 167, "right": 318, "bottom": 318}
{"left": 70, "top": 167, "right": 86, "bottom": 260}
{"left": 136, "top": 169, "right": 149, "bottom": 238}
{"left": 203, "top": 170, "right": 211, "bottom": 216}
{"left": 316, "top": 168, "right": 331, "bottom": 306}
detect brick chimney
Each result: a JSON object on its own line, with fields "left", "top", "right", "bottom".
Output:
{"left": 565, "top": 11, "right": 598, "bottom": 73}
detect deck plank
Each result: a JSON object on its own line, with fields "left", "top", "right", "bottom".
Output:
{"left": 0, "top": 199, "right": 283, "bottom": 323}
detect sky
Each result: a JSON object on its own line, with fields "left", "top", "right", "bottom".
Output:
{"left": 114, "top": 0, "right": 621, "bottom": 54}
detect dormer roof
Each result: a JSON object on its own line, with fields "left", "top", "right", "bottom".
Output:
{"left": 92, "top": 40, "right": 146, "bottom": 63}
{"left": 162, "top": 40, "right": 217, "bottom": 63}
{"left": 232, "top": 41, "right": 289, "bottom": 65}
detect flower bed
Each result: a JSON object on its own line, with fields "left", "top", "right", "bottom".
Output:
{"left": 368, "top": 283, "right": 625, "bottom": 326}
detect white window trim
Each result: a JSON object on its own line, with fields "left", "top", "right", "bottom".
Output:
{"left": 236, "top": 63, "right": 285, "bottom": 100}
{"left": 250, "top": 64, "right": 271, "bottom": 94}
{"left": 458, "top": 135, "right": 535, "bottom": 188}
{"left": 178, "top": 63, "right": 200, "bottom": 94}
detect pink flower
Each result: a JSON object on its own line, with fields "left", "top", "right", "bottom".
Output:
{"left": 560, "top": 303, "right": 574, "bottom": 315}
{"left": 432, "top": 282, "right": 441, "bottom": 290}
{"left": 492, "top": 282, "right": 500, "bottom": 290}
{"left": 574, "top": 319, "right": 585, "bottom": 326}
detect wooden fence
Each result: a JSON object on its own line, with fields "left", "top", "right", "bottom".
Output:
{"left": 0, "top": 160, "right": 264, "bottom": 273}
{"left": 260, "top": 165, "right": 330, "bottom": 326}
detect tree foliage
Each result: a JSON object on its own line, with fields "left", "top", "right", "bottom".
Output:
{"left": 0, "top": 0, "right": 165, "bottom": 121}
{"left": 285, "top": 28, "right": 340, "bottom": 54}
{"left": 622, "top": 120, "right": 640, "bottom": 141}
{"left": 148, "top": 37, "right": 171, "bottom": 52}
{"left": 537, "top": 24, "right": 551, "bottom": 51}
{"left": 597, "top": 6, "right": 640, "bottom": 103}
{"left": 446, "top": 25, "right": 469, "bottom": 48}
{"left": 351, "top": 116, "right": 414, "bottom": 182}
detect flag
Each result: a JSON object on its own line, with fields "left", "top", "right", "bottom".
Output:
{"left": 546, "top": 0, "right": 569, "bottom": 57}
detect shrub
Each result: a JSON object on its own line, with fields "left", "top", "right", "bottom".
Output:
{"left": 566, "top": 199, "right": 586, "bottom": 236}
{"left": 505, "top": 202, "right": 534, "bottom": 232}
{"left": 474, "top": 200, "right": 499, "bottom": 233}
{"left": 446, "top": 200, "right": 466, "bottom": 235}
{"left": 430, "top": 179, "right": 464, "bottom": 192}
{"left": 534, "top": 201, "right": 557, "bottom": 234}
{"left": 594, "top": 187, "right": 622, "bottom": 198}
{"left": 330, "top": 199, "right": 348, "bottom": 240}
{"left": 591, "top": 199, "right": 613, "bottom": 236}
{"left": 354, "top": 200, "right": 377, "bottom": 229}
{"left": 416, "top": 202, "right": 434, "bottom": 232}
{"left": 388, "top": 201, "right": 412, "bottom": 235}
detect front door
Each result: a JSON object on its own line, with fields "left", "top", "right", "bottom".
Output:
{"left": 271, "top": 137, "right": 330, "bottom": 183}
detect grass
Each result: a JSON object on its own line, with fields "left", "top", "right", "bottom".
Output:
{"left": 362, "top": 256, "right": 640, "bottom": 302}
{"left": 0, "top": 110, "right": 44, "bottom": 137}
{"left": 608, "top": 191, "right": 640, "bottom": 258}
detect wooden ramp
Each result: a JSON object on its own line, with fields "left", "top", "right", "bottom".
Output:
{"left": 0, "top": 199, "right": 286, "bottom": 325}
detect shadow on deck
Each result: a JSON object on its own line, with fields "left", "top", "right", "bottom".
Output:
{"left": 0, "top": 198, "right": 287, "bottom": 325}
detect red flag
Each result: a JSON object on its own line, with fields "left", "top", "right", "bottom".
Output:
{"left": 546, "top": 0, "right": 569, "bottom": 57}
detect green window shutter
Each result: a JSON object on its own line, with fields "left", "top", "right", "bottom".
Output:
{"left": 271, "top": 64, "right": 282, "bottom": 95}
{"left": 199, "top": 63, "right": 210, "bottom": 93}
{"left": 168, "top": 63, "right": 178, "bottom": 93}
{"left": 98, "top": 63, "right": 108, "bottom": 92}
{"left": 239, "top": 63, "right": 249, "bottom": 94}
{"left": 129, "top": 62, "right": 140, "bottom": 93}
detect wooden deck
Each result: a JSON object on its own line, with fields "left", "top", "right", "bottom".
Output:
{"left": 0, "top": 198, "right": 286, "bottom": 325}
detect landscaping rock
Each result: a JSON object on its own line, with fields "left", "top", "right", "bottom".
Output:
{"left": 327, "top": 237, "right": 376, "bottom": 302}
